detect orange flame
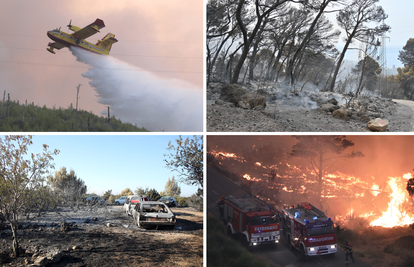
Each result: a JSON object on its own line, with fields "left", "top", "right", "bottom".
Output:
{"left": 370, "top": 174, "right": 414, "bottom": 228}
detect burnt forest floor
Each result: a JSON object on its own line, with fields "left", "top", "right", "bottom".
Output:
{"left": 207, "top": 82, "right": 414, "bottom": 132}
{"left": 0, "top": 206, "right": 203, "bottom": 267}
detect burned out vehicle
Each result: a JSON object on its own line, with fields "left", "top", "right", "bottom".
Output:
{"left": 124, "top": 195, "right": 151, "bottom": 216}
{"left": 132, "top": 201, "right": 176, "bottom": 229}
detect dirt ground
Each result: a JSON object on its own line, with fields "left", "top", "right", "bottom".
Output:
{"left": 0, "top": 205, "right": 203, "bottom": 267}
{"left": 207, "top": 82, "right": 414, "bottom": 132}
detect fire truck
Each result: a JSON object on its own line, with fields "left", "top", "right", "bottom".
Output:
{"left": 282, "top": 202, "right": 337, "bottom": 258}
{"left": 223, "top": 195, "right": 281, "bottom": 247}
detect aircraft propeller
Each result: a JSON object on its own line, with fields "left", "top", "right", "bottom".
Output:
{"left": 67, "top": 19, "right": 72, "bottom": 28}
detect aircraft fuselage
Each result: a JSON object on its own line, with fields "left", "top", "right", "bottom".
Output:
{"left": 47, "top": 30, "right": 109, "bottom": 55}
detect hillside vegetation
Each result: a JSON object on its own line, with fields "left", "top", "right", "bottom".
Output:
{"left": 0, "top": 101, "right": 148, "bottom": 132}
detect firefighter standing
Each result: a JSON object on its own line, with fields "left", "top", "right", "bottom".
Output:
{"left": 216, "top": 196, "right": 225, "bottom": 220}
{"left": 344, "top": 241, "right": 355, "bottom": 265}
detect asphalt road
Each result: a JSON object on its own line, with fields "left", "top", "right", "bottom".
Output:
{"left": 207, "top": 166, "right": 372, "bottom": 267}
{"left": 393, "top": 99, "right": 414, "bottom": 131}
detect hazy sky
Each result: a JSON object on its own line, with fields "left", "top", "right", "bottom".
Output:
{"left": 328, "top": 0, "right": 414, "bottom": 69}
{"left": 24, "top": 135, "right": 202, "bottom": 197}
{"left": 0, "top": 0, "right": 202, "bottom": 130}
{"left": 208, "top": 135, "right": 414, "bottom": 187}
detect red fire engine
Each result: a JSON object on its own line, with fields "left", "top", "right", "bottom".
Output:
{"left": 282, "top": 202, "right": 337, "bottom": 258}
{"left": 223, "top": 195, "right": 281, "bottom": 247}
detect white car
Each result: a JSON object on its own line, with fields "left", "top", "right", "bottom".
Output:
{"left": 115, "top": 196, "right": 127, "bottom": 205}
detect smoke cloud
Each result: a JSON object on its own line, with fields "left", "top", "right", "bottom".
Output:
{"left": 70, "top": 47, "right": 202, "bottom": 132}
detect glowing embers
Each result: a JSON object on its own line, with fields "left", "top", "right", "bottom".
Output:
{"left": 370, "top": 173, "right": 414, "bottom": 228}
{"left": 209, "top": 150, "right": 246, "bottom": 163}
{"left": 243, "top": 174, "right": 261, "bottom": 182}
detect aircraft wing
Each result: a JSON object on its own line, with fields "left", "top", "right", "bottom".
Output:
{"left": 72, "top": 19, "right": 106, "bottom": 40}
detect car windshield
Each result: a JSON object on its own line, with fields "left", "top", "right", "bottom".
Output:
{"left": 159, "top": 197, "right": 169, "bottom": 200}
{"left": 250, "top": 215, "right": 277, "bottom": 226}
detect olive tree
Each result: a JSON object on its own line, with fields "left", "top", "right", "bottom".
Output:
{"left": 0, "top": 135, "right": 59, "bottom": 257}
{"left": 164, "top": 135, "right": 203, "bottom": 189}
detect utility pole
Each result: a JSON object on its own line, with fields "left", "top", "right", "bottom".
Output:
{"left": 75, "top": 84, "right": 81, "bottom": 129}
{"left": 107, "top": 106, "right": 110, "bottom": 123}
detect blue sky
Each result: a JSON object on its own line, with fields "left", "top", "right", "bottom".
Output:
{"left": 20, "top": 135, "right": 201, "bottom": 197}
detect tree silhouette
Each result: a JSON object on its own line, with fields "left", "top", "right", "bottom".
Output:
{"left": 290, "top": 136, "right": 364, "bottom": 202}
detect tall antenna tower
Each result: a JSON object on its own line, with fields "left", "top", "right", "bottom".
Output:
{"left": 377, "top": 20, "right": 389, "bottom": 92}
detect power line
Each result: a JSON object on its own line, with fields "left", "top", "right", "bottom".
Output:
{"left": 0, "top": 60, "right": 202, "bottom": 74}
{"left": 0, "top": 33, "right": 200, "bottom": 44}
{"left": 0, "top": 46, "right": 202, "bottom": 59}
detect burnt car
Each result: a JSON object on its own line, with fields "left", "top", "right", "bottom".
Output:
{"left": 158, "top": 196, "right": 178, "bottom": 207}
{"left": 125, "top": 195, "right": 151, "bottom": 216}
{"left": 132, "top": 201, "right": 176, "bottom": 229}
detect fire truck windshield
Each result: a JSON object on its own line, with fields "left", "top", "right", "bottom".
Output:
{"left": 250, "top": 215, "right": 277, "bottom": 226}
{"left": 306, "top": 224, "right": 334, "bottom": 236}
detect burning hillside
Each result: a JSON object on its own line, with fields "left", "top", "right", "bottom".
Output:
{"left": 208, "top": 147, "right": 414, "bottom": 229}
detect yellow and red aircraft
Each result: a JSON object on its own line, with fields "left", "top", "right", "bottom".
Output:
{"left": 47, "top": 18, "right": 117, "bottom": 55}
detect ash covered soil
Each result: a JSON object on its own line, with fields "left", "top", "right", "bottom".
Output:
{"left": 0, "top": 206, "right": 203, "bottom": 267}
{"left": 207, "top": 82, "right": 414, "bottom": 132}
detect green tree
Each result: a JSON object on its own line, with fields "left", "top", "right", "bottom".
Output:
{"left": 108, "top": 195, "right": 115, "bottom": 204}
{"left": 164, "top": 135, "right": 203, "bottom": 188}
{"left": 396, "top": 65, "right": 414, "bottom": 100}
{"left": 102, "top": 189, "right": 112, "bottom": 201}
{"left": 134, "top": 186, "right": 148, "bottom": 196}
{"left": 147, "top": 188, "right": 161, "bottom": 201}
{"left": 48, "top": 167, "right": 87, "bottom": 209}
{"left": 291, "top": 136, "right": 364, "bottom": 202}
{"left": 119, "top": 187, "right": 134, "bottom": 196}
{"left": 134, "top": 187, "right": 161, "bottom": 200}
{"left": 398, "top": 38, "right": 414, "bottom": 67}
{"left": 161, "top": 176, "right": 181, "bottom": 199}
{"left": 0, "top": 135, "right": 59, "bottom": 257}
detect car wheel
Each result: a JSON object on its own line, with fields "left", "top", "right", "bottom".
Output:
{"left": 115, "top": 201, "right": 119, "bottom": 205}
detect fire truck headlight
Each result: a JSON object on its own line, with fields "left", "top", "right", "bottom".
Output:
{"left": 253, "top": 242, "right": 258, "bottom": 246}
{"left": 331, "top": 245, "right": 336, "bottom": 249}
{"left": 309, "top": 247, "right": 315, "bottom": 252}
{"left": 275, "top": 240, "right": 279, "bottom": 243}
{"left": 294, "top": 238, "right": 298, "bottom": 241}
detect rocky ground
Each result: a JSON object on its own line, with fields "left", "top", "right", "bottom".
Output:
{"left": 0, "top": 205, "right": 203, "bottom": 267}
{"left": 207, "top": 82, "right": 414, "bottom": 132}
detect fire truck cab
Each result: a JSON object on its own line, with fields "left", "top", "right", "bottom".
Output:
{"left": 282, "top": 202, "right": 337, "bottom": 258}
{"left": 223, "top": 195, "right": 281, "bottom": 247}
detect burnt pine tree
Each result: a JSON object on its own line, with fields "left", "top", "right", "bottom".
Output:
{"left": 290, "top": 136, "right": 364, "bottom": 203}
{"left": 328, "top": 0, "right": 389, "bottom": 92}
{"left": 0, "top": 135, "right": 59, "bottom": 257}
{"left": 231, "top": 0, "right": 290, "bottom": 84}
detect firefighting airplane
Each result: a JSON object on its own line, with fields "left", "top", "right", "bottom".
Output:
{"left": 46, "top": 18, "right": 118, "bottom": 55}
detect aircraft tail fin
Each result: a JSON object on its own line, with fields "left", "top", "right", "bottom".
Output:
{"left": 96, "top": 33, "right": 118, "bottom": 55}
